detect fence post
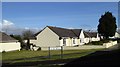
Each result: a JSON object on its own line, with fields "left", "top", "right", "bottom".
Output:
{"left": 48, "top": 47, "right": 51, "bottom": 59}
{"left": 61, "top": 46, "right": 63, "bottom": 59}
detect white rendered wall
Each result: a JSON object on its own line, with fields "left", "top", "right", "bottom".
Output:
{"left": 0, "top": 42, "right": 21, "bottom": 52}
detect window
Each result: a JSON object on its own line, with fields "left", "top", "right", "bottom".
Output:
{"left": 63, "top": 38, "right": 66, "bottom": 45}
{"left": 73, "top": 38, "right": 75, "bottom": 44}
{"left": 80, "top": 38, "right": 84, "bottom": 43}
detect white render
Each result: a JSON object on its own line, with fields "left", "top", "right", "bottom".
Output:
{"left": 84, "top": 33, "right": 100, "bottom": 44}
{"left": 91, "top": 34, "right": 100, "bottom": 41}
{"left": 109, "top": 32, "right": 120, "bottom": 39}
{"left": 29, "top": 26, "right": 101, "bottom": 48}
{"left": 72, "top": 38, "right": 80, "bottom": 46}
{"left": 79, "top": 30, "right": 85, "bottom": 45}
{"left": 24, "top": 39, "right": 36, "bottom": 45}
{"left": 60, "top": 39, "right": 64, "bottom": 46}
{"left": 60, "top": 38, "right": 79, "bottom": 46}
{"left": 114, "top": 32, "right": 120, "bottom": 38}
{"left": 0, "top": 42, "right": 21, "bottom": 52}
{"left": 84, "top": 38, "right": 90, "bottom": 43}
{"left": 103, "top": 41, "right": 117, "bottom": 48}
{"left": 60, "top": 38, "right": 72, "bottom": 46}
{"left": 79, "top": 30, "right": 85, "bottom": 38}
{"left": 36, "top": 27, "right": 60, "bottom": 47}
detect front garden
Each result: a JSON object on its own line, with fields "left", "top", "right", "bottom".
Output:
{"left": 1, "top": 49, "right": 102, "bottom": 67}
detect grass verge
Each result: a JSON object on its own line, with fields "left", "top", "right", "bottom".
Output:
{"left": 2, "top": 49, "right": 103, "bottom": 66}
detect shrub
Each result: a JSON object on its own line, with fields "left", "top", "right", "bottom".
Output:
{"left": 2, "top": 51, "right": 6, "bottom": 53}
{"left": 101, "top": 39, "right": 110, "bottom": 43}
{"left": 37, "top": 47, "right": 41, "bottom": 51}
{"left": 85, "top": 42, "right": 92, "bottom": 45}
{"left": 117, "top": 40, "right": 120, "bottom": 43}
{"left": 91, "top": 41, "right": 103, "bottom": 45}
{"left": 85, "top": 39, "right": 111, "bottom": 45}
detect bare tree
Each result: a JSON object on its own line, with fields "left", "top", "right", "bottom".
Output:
{"left": 22, "top": 30, "right": 34, "bottom": 50}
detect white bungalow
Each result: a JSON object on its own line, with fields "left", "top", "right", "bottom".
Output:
{"left": 28, "top": 26, "right": 100, "bottom": 48}
{"left": 109, "top": 32, "right": 120, "bottom": 39}
{"left": 0, "top": 32, "right": 21, "bottom": 52}
{"left": 83, "top": 31, "right": 100, "bottom": 43}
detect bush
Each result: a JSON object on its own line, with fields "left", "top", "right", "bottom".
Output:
{"left": 37, "top": 47, "right": 41, "bottom": 51}
{"left": 2, "top": 51, "right": 6, "bottom": 53}
{"left": 117, "top": 40, "right": 120, "bottom": 43}
{"left": 85, "top": 42, "right": 92, "bottom": 45}
{"left": 91, "top": 41, "right": 103, "bottom": 45}
{"left": 101, "top": 39, "right": 110, "bottom": 43}
{"left": 85, "top": 39, "right": 110, "bottom": 45}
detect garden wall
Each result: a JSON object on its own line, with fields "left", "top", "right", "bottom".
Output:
{"left": 103, "top": 41, "right": 117, "bottom": 48}
{"left": 34, "top": 41, "right": 117, "bottom": 50}
{"left": 0, "top": 42, "right": 21, "bottom": 52}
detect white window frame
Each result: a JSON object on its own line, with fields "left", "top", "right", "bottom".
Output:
{"left": 80, "top": 38, "right": 84, "bottom": 43}
{"left": 73, "top": 38, "right": 75, "bottom": 44}
{"left": 63, "top": 38, "right": 66, "bottom": 45}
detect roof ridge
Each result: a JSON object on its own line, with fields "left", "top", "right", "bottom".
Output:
{"left": 47, "top": 26, "right": 79, "bottom": 37}
{"left": 84, "top": 31, "right": 91, "bottom": 37}
{"left": 35, "top": 26, "right": 82, "bottom": 37}
{"left": 47, "top": 26, "right": 71, "bottom": 30}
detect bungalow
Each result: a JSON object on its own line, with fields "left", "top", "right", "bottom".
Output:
{"left": 0, "top": 32, "right": 21, "bottom": 52}
{"left": 109, "top": 32, "right": 120, "bottom": 39}
{"left": 84, "top": 31, "right": 100, "bottom": 43}
{"left": 29, "top": 26, "right": 100, "bottom": 48}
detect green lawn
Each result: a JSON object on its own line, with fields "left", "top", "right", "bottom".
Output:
{"left": 2, "top": 49, "right": 103, "bottom": 65}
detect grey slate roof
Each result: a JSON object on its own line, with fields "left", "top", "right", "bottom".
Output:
{"left": 48, "top": 26, "right": 79, "bottom": 37}
{"left": 35, "top": 26, "right": 98, "bottom": 38}
{"left": 71, "top": 29, "right": 82, "bottom": 37}
{"left": 84, "top": 31, "right": 97, "bottom": 38}
{"left": 0, "top": 32, "right": 18, "bottom": 43}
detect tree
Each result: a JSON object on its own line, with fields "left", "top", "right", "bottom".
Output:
{"left": 22, "top": 30, "right": 34, "bottom": 50}
{"left": 98, "top": 11, "right": 117, "bottom": 39}
{"left": 10, "top": 34, "right": 24, "bottom": 50}
{"left": 10, "top": 35, "right": 22, "bottom": 42}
